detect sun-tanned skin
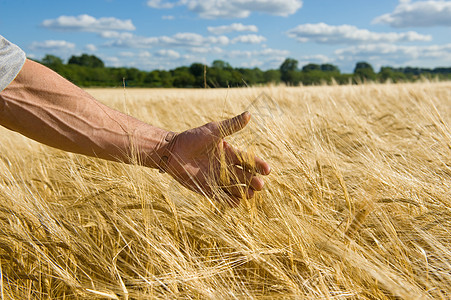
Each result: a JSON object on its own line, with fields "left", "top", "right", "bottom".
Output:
{"left": 0, "top": 59, "right": 270, "bottom": 205}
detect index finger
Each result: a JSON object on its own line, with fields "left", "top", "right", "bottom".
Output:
{"left": 224, "top": 142, "right": 271, "bottom": 175}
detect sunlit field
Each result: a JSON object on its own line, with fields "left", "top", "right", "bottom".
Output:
{"left": 0, "top": 81, "right": 450, "bottom": 299}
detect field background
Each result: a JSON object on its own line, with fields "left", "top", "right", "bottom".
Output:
{"left": 0, "top": 82, "right": 450, "bottom": 299}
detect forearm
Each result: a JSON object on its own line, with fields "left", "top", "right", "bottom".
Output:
{"left": 0, "top": 59, "right": 168, "bottom": 169}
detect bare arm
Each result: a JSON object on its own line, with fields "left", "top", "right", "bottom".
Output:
{"left": 0, "top": 59, "right": 168, "bottom": 168}
{"left": 0, "top": 59, "right": 270, "bottom": 205}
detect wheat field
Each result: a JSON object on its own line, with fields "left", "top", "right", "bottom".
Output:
{"left": 0, "top": 81, "right": 450, "bottom": 299}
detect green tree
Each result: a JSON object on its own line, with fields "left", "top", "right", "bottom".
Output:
{"left": 211, "top": 60, "right": 232, "bottom": 70}
{"left": 238, "top": 68, "right": 264, "bottom": 86}
{"left": 302, "top": 63, "right": 320, "bottom": 72}
{"left": 189, "top": 63, "right": 207, "bottom": 87}
{"left": 299, "top": 71, "right": 328, "bottom": 85}
{"left": 354, "top": 61, "right": 376, "bottom": 81}
{"left": 280, "top": 58, "right": 300, "bottom": 85}
{"left": 263, "top": 69, "right": 281, "bottom": 84}
{"left": 301, "top": 63, "right": 333, "bottom": 85}
{"left": 208, "top": 60, "right": 238, "bottom": 87}
{"left": 68, "top": 54, "right": 105, "bottom": 68}
{"left": 378, "top": 67, "right": 407, "bottom": 83}
{"left": 159, "top": 70, "right": 173, "bottom": 87}
{"left": 123, "top": 68, "right": 145, "bottom": 86}
{"left": 172, "top": 66, "right": 195, "bottom": 87}
{"left": 321, "top": 64, "right": 340, "bottom": 73}
{"left": 41, "top": 54, "right": 64, "bottom": 66}
{"left": 143, "top": 70, "right": 162, "bottom": 87}
{"left": 189, "top": 63, "right": 205, "bottom": 77}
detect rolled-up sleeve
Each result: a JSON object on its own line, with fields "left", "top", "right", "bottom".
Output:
{"left": 0, "top": 35, "right": 26, "bottom": 92}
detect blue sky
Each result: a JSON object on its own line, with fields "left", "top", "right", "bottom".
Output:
{"left": 1, "top": 0, "right": 450, "bottom": 72}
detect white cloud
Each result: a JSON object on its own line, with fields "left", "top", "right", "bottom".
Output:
{"left": 298, "top": 54, "right": 331, "bottom": 64}
{"left": 100, "top": 46, "right": 289, "bottom": 70}
{"left": 225, "top": 48, "right": 290, "bottom": 59}
{"left": 226, "top": 50, "right": 254, "bottom": 58}
{"left": 422, "top": 43, "right": 451, "bottom": 59}
{"left": 240, "top": 59, "right": 264, "bottom": 68}
{"left": 259, "top": 48, "right": 290, "bottom": 56}
{"left": 207, "top": 23, "right": 258, "bottom": 35}
{"left": 105, "top": 50, "right": 183, "bottom": 70}
{"left": 189, "top": 46, "right": 223, "bottom": 54}
{"left": 155, "top": 49, "right": 181, "bottom": 59}
{"left": 162, "top": 15, "right": 175, "bottom": 20}
{"left": 162, "top": 32, "right": 230, "bottom": 46}
{"left": 103, "top": 56, "right": 121, "bottom": 67}
{"left": 119, "top": 51, "right": 135, "bottom": 57}
{"left": 26, "top": 53, "right": 37, "bottom": 59}
{"left": 30, "top": 40, "right": 76, "bottom": 51}
{"left": 99, "top": 31, "right": 135, "bottom": 39}
{"left": 334, "top": 43, "right": 451, "bottom": 64}
{"left": 373, "top": 0, "right": 451, "bottom": 27}
{"left": 118, "top": 51, "right": 153, "bottom": 59}
{"left": 222, "top": 48, "right": 290, "bottom": 69}
{"left": 232, "top": 34, "right": 266, "bottom": 44}
{"left": 104, "top": 32, "right": 230, "bottom": 48}
{"left": 85, "top": 44, "right": 97, "bottom": 52}
{"left": 41, "top": 14, "right": 135, "bottom": 32}
{"left": 265, "top": 56, "right": 287, "bottom": 69}
{"left": 182, "top": 54, "right": 207, "bottom": 65}
{"left": 182, "top": 0, "right": 302, "bottom": 18}
{"left": 147, "top": 0, "right": 303, "bottom": 19}
{"left": 147, "top": 0, "right": 177, "bottom": 9}
{"left": 287, "top": 22, "right": 432, "bottom": 44}
{"left": 139, "top": 51, "right": 153, "bottom": 58}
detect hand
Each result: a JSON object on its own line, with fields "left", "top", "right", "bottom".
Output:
{"left": 165, "top": 112, "right": 271, "bottom": 206}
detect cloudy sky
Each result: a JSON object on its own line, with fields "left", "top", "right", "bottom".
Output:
{"left": 1, "top": 0, "right": 450, "bottom": 72}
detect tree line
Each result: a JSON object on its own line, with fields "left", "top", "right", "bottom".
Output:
{"left": 39, "top": 54, "right": 451, "bottom": 88}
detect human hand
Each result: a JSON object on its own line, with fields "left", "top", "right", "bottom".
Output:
{"left": 163, "top": 112, "right": 270, "bottom": 206}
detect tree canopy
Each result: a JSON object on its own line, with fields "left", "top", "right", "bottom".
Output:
{"left": 68, "top": 54, "right": 105, "bottom": 68}
{"left": 354, "top": 61, "right": 376, "bottom": 81}
{"left": 37, "top": 54, "right": 451, "bottom": 88}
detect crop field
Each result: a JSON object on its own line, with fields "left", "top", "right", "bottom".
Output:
{"left": 0, "top": 81, "right": 450, "bottom": 299}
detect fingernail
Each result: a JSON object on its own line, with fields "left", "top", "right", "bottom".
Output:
{"left": 264, "top": 165, "right": 271, "bottom": 175}
{"left": 242, "top": 111, "right": 251, "bottom": 120}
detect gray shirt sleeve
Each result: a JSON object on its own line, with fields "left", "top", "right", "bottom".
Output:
{"left": 0, "top": 35, "right": 26, "bottom": 92}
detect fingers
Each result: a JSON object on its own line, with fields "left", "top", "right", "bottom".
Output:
{"left": 216, "top": 141, "right": 269, "bottom": 207}
{"left": 218, "top": 164, "right": 262, "bottom": 207}
{"left": 217, "top": 111, "right": 251, "bottom": 138}
{"left": 230, "top": 165, "right": 264, "bottom": 191}
{"left": 224, "top": 142, "right": 271, "bottom": 175}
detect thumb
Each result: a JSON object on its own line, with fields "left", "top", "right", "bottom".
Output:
{"left": 217, "top": 111, "right": 251, "bottom": 138}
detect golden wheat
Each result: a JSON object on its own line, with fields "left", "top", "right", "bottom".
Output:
{"left": 0, "top": 81, "right": 450, "bottom": 299}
